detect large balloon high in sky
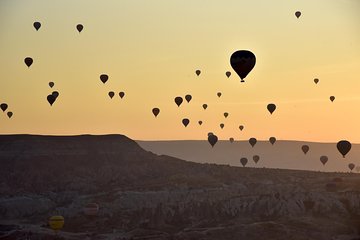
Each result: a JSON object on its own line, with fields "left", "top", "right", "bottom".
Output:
{"left": 230, "top": 50, "right": 256, "bottom": 82}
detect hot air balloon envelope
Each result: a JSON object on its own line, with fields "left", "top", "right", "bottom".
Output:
{"left": 230, "top": 50, "right": 256, "bottom": 82}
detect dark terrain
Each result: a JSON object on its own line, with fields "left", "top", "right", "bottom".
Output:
{"left": 1, "top": 134, "right": 360, "bottom": 240}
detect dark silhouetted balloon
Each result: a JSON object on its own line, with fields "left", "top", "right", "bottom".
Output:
{"left": 320, "top": 156, "right": 328, "bottom": 165}
{"left": 225, "top": 71, "right": 231, "bottom": 78}
{"left": 76, "top": 24, "right": 83, "bottom": 33}
{"left": 100, "top": 74, "right": 108, "bottom": 84}
{"left": 185, "top": 94, "right": 192, "bottom": 103}
{"left": 182, "top": 118, "right": 189, "bottom": 127}
{"left": 198, "top": 120, "right": 203, "bottom": 125}
{"left": 175, "top": 97, "right": 183, "bottom": 107}
{"left": 240, "top": 157, "right": 248, "bottom": 167}
{"left": 337, "top": 140, "right": 351, "bottom": 158}
{"left": 152, "top": 108, "right": 160, "bottom": 117}
{"left": 330, "top": 96, "right": 335, "bottom": 102}
{"left": 33, "top": 22, "right": 41, "bottom": 31}
{"left": 229, "top": 137, "right": 234, "bottom": 143}
{"left": 119, "top": 92, "right": 125, "bottom": 99}
{"left": 224, "top": 112, "right": 229, "bottom": 118}
{"left": 295, "top": 11, "right": 301, "bottom": 18}
{"left": 217, "top": 92, "right": 222, "bottom": 98}
{"left": 267, "top": 103, "right": 276, "bottom": 114}
{"left": 52, "top": 91, "right": 59, "bottom": 99}
{"left": 49, "top": 82, "right": 54, "bottom": 88}
{"left": 249, "top": 138, "right": 257, "bottom": 147}
{"left": 253, "top": 155, "right": 260, "bottom": 164}
{"left": 301, "top": 145, "right": 309, "bottom": 154}
{"left": 7, "top": 112, "right": 13, "bottom": 119}
{"left": 208, "top": 134, "right": 218, "bottom": 147}
{"left": 47, "top": 94, "right": 56, "bottom": 106}
{"left": 230, "top": 50, "right": 256, "bottom": 82}
{"left": 269, "top": 137, "right": 276, "bottom": 145}
{"left": 220, "top": 123, "right": 224, "bottom": 129}
{"left": 314, "top": 78, "right": 319, "bottom": 84}
{"left": 195, "top": 70, "right": 201, "bottom": 76}
{"left": 24, "top": 57, "right": 33, "bottom": 67}
{"left": 349, "top": 163, "right": 355, "bottom": 171}
{"left": 202, "top": 104, "right": 208, "bottom": 110}
{"left": 0, "top": 103, "right": 8, "bottom": 112}
{"left": 239, "top": 125, "right": 244, "bottom": 131}
{"left": 108, "top": 91, "right": 115, "bottom": 99}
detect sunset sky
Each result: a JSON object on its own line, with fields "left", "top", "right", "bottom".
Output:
{"left": 0, "top": 0, "right": 359, "bottom": 142}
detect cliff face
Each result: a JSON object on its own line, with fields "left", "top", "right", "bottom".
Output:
{"left": 1, "top": 135, "right": 360, "bottom": 240}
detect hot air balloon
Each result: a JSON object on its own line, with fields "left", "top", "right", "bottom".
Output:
{"left": 24, "top": 57, "right": 33, "bottom": 67}
{"left": 198, "top": 120, "right": 203, "bottom": 125}
{"left": 320, "top": 156, "right": 328, "bottom": 165}
{"left": 239, "top": 125, "right": 244, "bottom": 131}
{"left": 152, "top": 108, "right": 160, "bottom": 117}
{"left": 7, "top": 112, "right": 13, "bottom": 119}
{"left": 182, "top": 118, "right": 189, "bottom": 127}
{"left": 175, "top": 97, "right": 183, "bottom": 107}
{"left": 249, "top": 138, "right": 257, "bottom": 147}
{"left": 217, "top": 92, "right": 222, "bottom": 98}
{"left": 47, "top": 95, "right": 56, "bottom": 106}
{"left": 240, "top": 157, "right": 248, "bottom": 167}
{"left": 348, "top": 163, "right": 355, "bottom": 171}
{"left": 49, "top": 82, "right": 54, "bottom": 88}
{"left": 253, "top": 155, "right": 260, "bottom": 164}
{"left": 195, "top": 70, "right": 201, "bottom": 76}
{"left": 0, "top": 103, "right": 8, "bottom": 112}
{"left": 202, "top": 104, "right": 208, "bottom": 110}
{"left": 314, "top": 78, "right": 319, "bottom": 84}
{"left": 224, "top": 112, "right": 229, "bottom": 118}
{"left": 83, "top": 203, "right": 99, "bottom": 216}
{"left": 49, "top": 216, "right": 64, "bottom": 232}
{"left": 330, "top": 96, "right": 335, "bottom": 102}
{"left": 52, "top": 91, "right": 59, "bottom": 99}
{"left": 295, "top": 11, "right": 301, "bottom": 18}
{"left": 301, "top": 145, "right": 309, "bottom": 154}
{"left": 225, "top": 71, "right": 231, "bottom": 78}
{"left": 229, "top": 137, "right": 234, "bottom": 143}
{"left": 100, "top": 74, "right": 108, "bottom": 84}
{"left": 185, "top": 94, "right": 192, "bottom": 103}
{"left": 220, "top": 123, "right": 224, "bottom": 129}
{"left": 76, "top": 24, "right": 83, "bottom": 33}
{"left": 108, "top": 91, "right": 115, "bottom": 99}
{"left": 208, "top": 134, "right": 218, "bottom": 147}
{"left": 337, "top": 140, "right": 351, "bottom": 158}
{"left": 267, "top": 103, "right": 276, "bottom": 114}
{"left": 33, "top": 21, "right": 41, "bottom": 31}
{"left": 355, "top": 166, "right": 360, "bottom": 173}
{"left": 230, "top": 50, "right": 256, "bottom": 82}
{"left": 269, "top": 137, "right": 276, "bottom": 145}
{"left": 119, "top": 92, "right": 125, "bottom": 99}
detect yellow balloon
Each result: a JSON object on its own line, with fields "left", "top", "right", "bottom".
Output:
{"left": 49, "top": 216, "right": 64, "bottom": 231}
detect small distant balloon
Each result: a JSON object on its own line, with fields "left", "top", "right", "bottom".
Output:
{"left": 108, "top": 91, "right": 115, "bottom": 99}
{"left": 224, "top": 112, "right": 229, "bottom": 118}
{"left": 24, "top": 57, "right": 33, "bottom": 67}
{"left": 47, "top": 94, "right": 56, "bottom": 106}
{"left": 267, "top": 103, "right": 276, "bottom": 114}
{"left": 220, "top": 123, "right": 224, "bottom": 129}
{"left": 253, "top": 155, "right": 260, "bottom": 164}
{"left": 198, "top": 120, "right": 203, "bottom": 125}
{"left": 349, "top": 163, "right": 355, "bottom": 171}
{"left": 49, "top": 216, "right": 64, "bottom": 232}
{"left": 202, "top": 104, "right": 208, "bottom": 110}
{"left": 355, "top": 166, "right": 360, "bottom": 173}
{"left": 119, "top": 92, "right": 125, "bottom": 99}
{"left": 314, "top": 78, "right": 319, "bottom": 84}
{"left": 175, "top": 97, "right": 183, "bottom": 107}
{"left": 76, "top": 24, "right": 83, "bottom": 33}
{"left": 182, "top": 118, "right": 190, "bottom": 127}
{"left": 52, "top": 91, "right": 59, "bottom": 99}
{"left": 301, "top": 145, "right": 310, "bottom": 154}
{"left": 225, "top": 71, "right": 231, "bottom": 78}
{"left": 330, "top": 96, "right": 335, "bottom": 102}
{"left": 195, "top": 70, "right": 201, "bottom": 76}
{"left": 295, "top": 11, "right": 301, "bottom": 18}
{"left": 337, "top": 140, "right": 351, "bottom": 158}
{"left": 152, "top": 108, "right": 160, "bottom": 117}
{"left": 7, "top": 112, "right": 13, "bottom": 118}
{"left": 230, "top": 50, "right": 256, "bottom": 82}
{"left": 320, "top": 156, "right": 328, "bottom": 165}
{"left": 249, "top": 138, "right": 257, "bottom": 147}
{"left": 185, "top": 94, "right": 192, "bottom": 103}
{"left": 33, "top": 21, "right": 41, "bottom": 31}
{"left": 49, "top": 82, "right": 54, "bottom": 88}
{"left": 229, "top": 137, "right": 234, "bottom": 143}
{"left": 100, "top": 74, "right": 108, "bottom": 84}
{"left": 0, "top": 103, "right": 8, "bottom": 112}
{"left": 269, "top": 137, "right": 276, "bottom": 145}
{"left": 217, "top": 92, "right": 222, "bottom": 98}
{"left": 240, "top": 157, "right": 248, "bottom": 167}
{"left": 239, "top": 125, "right": 244, "bottom": 131}
{"left": 208, "top": 134, "right": 218, "bottom": 147}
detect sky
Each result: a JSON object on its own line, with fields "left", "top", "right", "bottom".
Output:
{"left": 0, "top": 0, "right": 359, "bottom": 142}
